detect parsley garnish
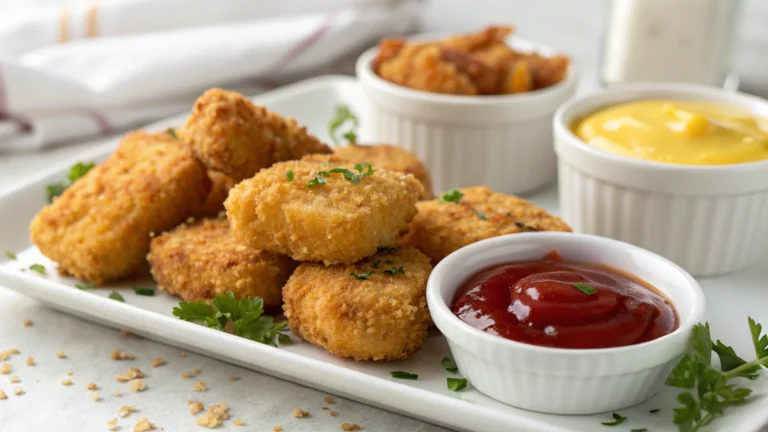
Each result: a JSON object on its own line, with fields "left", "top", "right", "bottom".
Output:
{"left": 441, "top": 357, "right": 458, "bottom": 373}
{"left": 108, "top": 291, "right": 125, "bottom": 302}
{"left": 306, "top": 163, "right": 373, "bottom": 188}
{"left": 377, "top": 246, "right": 396, "bottom": 254}
{"left": 447, "top": 378, "right": 468, "bottom": 392}
{"left": 601, "top": 413, "right": 626, "bottom": 426}
{"left": 649, "top": 409, "right": 660, "bottom": 414}
{"left": 306, "top": 171, "right": 328, "bottom": 187}
{"left": 29, "top": 264, "right": 46, "bottom": 275}
{"left": 384, "top": 259, "right": 394, "bottom": 265}
{"left": 439, "top": 189, "right": 463, "bottom": 203}
{"left": 573, "top": 282, "right": 596, "bottom": 295}
{"left": 286, "top": 169, "right": 294, "bottom": 182}
{"left": 5, "top": 251, "right": 16, "bottom": 260}
{"left": 46, "top": 162, "right": 95, "bottom": 202}
{"left": 371, "top": 260, "right": 381, "bottom": 269}
{"left": 329, "top": 105, "right": 359, "bottom": 145}
{"left": 165, "top": 128, "right": 178, "bottom": 139}
{"left": 631, "top": 429, "right": 648, "bottom": 432}
{"left": 390, "top": 371, "right": 418, "bottom": 380}
{"left": 351, "top": 271, "right": 374, "bottom": 280}
{"left": 666, "top": 319, "right": 768, "bottom": 432}
{"left": 476, "top": 211, "right": 487, "bottom": 220}
{"left": 75, "top": 283, "right": 96, "bottom": 290}
{"left": 172, "top": 292, "right": 289, "bottom": 347}
{"left": 134, "top": 287, "right": 155, "bottom": 296}
{"left": 384, "top": 266, "right": 404, "bottom": 276}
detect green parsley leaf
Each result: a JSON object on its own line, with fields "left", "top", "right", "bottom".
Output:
{"left": 46, "top": 183, "right": 67, "bottom": 203}
{"left": 713, "top": 340, "right": 759, "bottom": 379}
{"left": 165, "top": 128, "right": 178, "bottom": 139}
{"left": 377, "top": 246, "right": 396, "bottom": 254}
{"left": 371, "top": 260, "right": 381, "bottom": 269}
{"left": 441, "top": 357, "right": 458, "bottom": 373}
{"left": 286, "top": 169, "right": 294, "bottom": 182}
{"left": 749, "top": 317, "right": 768, "bottom": 359}
{"left": 46, "top": 161, "right": 95, "bottom": 202}
{"left": 447, "top": 377, "right": 468, "bottom": 392}
{"left": 692, "top": 322, "right": 713, "bottom": 364}
{"left": 5, "top": 251, "right": 16, "bottom": 260}
{"left": 572, "top": 282, "right": 596, "bottom": 295}
{"left": 351, "top": 271, "right": 374, "bottom": 280}
{"left": 173, "top": 292, "right": 290, "bottom": 346}
{"left": 390, "top": 371, "right": 418, "bottom": 380}
{"left": 306, "top": 171, "right": 329, "bottom": 187}
{"left": 439, "top": 189, "right": 463, "bottom": 203}
{"left": 108, "top": 291, "right": 125, "bottom": 302}
{"left": 384, "top": 259, "right": 394, "bottom": 264}
{"left": 476, "top": 211, "right": 487, "bottom": 220}
{"left": 329, "top": 105, "right": 359, "bottom": 145}
{"left": 75, "top": 283, "right": 97, "bottom": 290}
{"left": 649, "top": 409, "right": 660, "bottom": 414}
{"left": 601, "top": 413, "right": 626, "bottom": 426}
{"left": 134, "top": 287, "right": 155, "bottom": 296}
{"left": 29, "top": 264, "right": 46, "bottom": 275}
{"left": 353, "top": 162, "right": 373, "bottom": 176}
{"left": 384, "top": 266, "right": 404, "bottom": 276}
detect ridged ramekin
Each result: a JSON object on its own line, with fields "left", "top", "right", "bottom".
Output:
{"left": 356, "top": 38, "right": 577, "bottom": 195}
{"left": 427, "top": 232, "right": 705, "bottom": 415}
{"left": 554, "top": 83, "right": 768, "bottom": 277}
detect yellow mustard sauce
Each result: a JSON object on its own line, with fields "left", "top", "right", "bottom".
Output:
{"left": 573, "top": 100, "right": 768, "bottom": 165}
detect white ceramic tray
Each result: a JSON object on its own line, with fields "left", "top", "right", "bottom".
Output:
{"left": 1, "top": 76, "right": 767, "bottom": 432}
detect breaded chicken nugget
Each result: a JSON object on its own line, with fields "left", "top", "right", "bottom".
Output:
{"left": 180, "top": 89, "right": 332, "bottom": 180}
{"left": 148, "top": 218, "right": 296, "bottom": 306}
{"left": 225, "top": 159, "right": 422, "bottom": 265}
{"left": 30, "top": 131, "right": 210, "bottom": 284}
{"left": 283, "top": 246, "right": 432, "bottom": 361}
{"left": 305, "top": 144, "right": 433, "bottom": 199}
{"left": 192, "top": 170, "right": 239, "bottom": 218}
{"left": 402, "top": 186, "right": 572, "bottom": 264}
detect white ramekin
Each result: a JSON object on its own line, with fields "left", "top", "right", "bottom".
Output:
{"left": 356, "top": 37, "right": 577, "bottom": 195}
{"left": 427, "top": 232, "right": 705, "bottom": 415}
{"left": 554, "top": 83, "right": 768, "bottom": 277}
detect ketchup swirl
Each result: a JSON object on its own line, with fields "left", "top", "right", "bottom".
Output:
{"left": 451, "top": 253, "right": 678, "bottom": 349}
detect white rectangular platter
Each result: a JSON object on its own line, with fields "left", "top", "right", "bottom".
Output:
{"left": 1, "top": 76, "right": 768, "bottom": 432}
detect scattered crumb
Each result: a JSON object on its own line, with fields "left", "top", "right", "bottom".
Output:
{"left": 341, "top": 423, "right": 361, "bottom": 431}
{"left": 133, "top": 417, "right": 155, "bottom": 432}
{"left": 1, "top": 363, "right": 11, "bottom": 374}
{"left": 0, "top": 390, "right": 6, "bottom": 399}
{"left": 111, "top": 349, "right": 135, "bottom": 361}
{"left": 189, "top": 401, "right": 204, "bottom": 415}
{"left": 233, "top": 419, "right": 244, "bottom": 426}
{"left": 292, "top": 408, "right": 310, "bottom": 418}
{"left": 9, "top": 375, "right": 19, "bottom": 383}
{"left": 272, "top": 427, "right": 283, "bottom": 432}
{"left": 325, "top": 396, "right": 335, "bottom": 404}
{"left": 61, "top": 379, "right": 73, "bottom": 386}
{"left": 329, "top": 411, "right": 338, "bottom": 417}
{"left": 192, "top": 368, "right": 201, "bottom": 375}
{"left": 228, "top": 376, "right": 240, "bottom": 381}
{"left": 23, "top": 320, "right": 32, "bottom": 327}
{"left": 13, "top": 386, "right": 23, "bottom": 396}
{"left": 192, "top": 381, "right": 206, "bottom": 392}
{"left": 120, "top": 330, "right": 135, "bottom": 338}
{"left": 186, "top": 399, "right": 194, "bottom": 404}
{"left": 92, "top": 391, "right": 101, "bottom": 401}
{"left": 181, "top": 372, "right": 192, "bottom": 379}
{"left": 56, "top": 351, "right": 66, "bottom": 359}
{"left": 322, "top": 407, "right": 328, "bottom": 410}
{"left": 179, "top": 352, "right": 187, "bottom": 358}
{"left": 150, "top": 357, "right": 165, "bottom": 368}
{"left": 129, "top": 379, "right": 146, "bottom": 392}
{"left": 195, "top": 402, "right": 229, "bottom": 428}
{"left": 113, "top": 390, "right": 121, "bottom": 397}
{"left": 26, "top": 356, "right": 35, "bottom": 366}
{"left": 118, "top": 404, "right": 137, "bottom": 418}
{"left": 87, "top": 382, "right": 98, "bottom": 390}
{"left": 67, "top": 371, "right": 74, "bottom": 376}
{"left": 0, "top": 349, "right": 19, "bottom": 361}
{"left": 108, "top": 418, "right": 118, "bottom": 431}
{"left": 115, "top": 368, "right": 144, "bottom": 382}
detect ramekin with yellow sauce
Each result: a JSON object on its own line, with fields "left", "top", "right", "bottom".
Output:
{"left": 554, "top": 83, "right": 768, "bottom": 277}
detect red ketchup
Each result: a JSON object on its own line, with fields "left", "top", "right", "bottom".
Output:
{"left": 451, "top": 252, "right": 679, "bottom": 349}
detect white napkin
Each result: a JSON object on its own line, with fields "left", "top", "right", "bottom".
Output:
{"left": 0, "top": 0, "right": 425, "bottom": 152}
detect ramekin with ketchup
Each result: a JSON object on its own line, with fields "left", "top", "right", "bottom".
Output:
{"left": 427, "top": 232, "right": 705, "bottom": 415}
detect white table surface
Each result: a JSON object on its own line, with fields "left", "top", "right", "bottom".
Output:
{"left": 2, "top": 1, "right": 768, "bottom": 431}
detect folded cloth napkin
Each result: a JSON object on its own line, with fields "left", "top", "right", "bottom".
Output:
{"left": 0, "top": 0, "right": 425, "bottom": 152}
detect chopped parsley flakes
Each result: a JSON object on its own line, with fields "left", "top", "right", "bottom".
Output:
{"left": 350, "top": 271, "right": 374, "bottom": 280}
{"left": 439, "top": 189, "right": 463, "bottom": 203}
{"left": 29, "top": 264, "right": 46, "bottom": 275}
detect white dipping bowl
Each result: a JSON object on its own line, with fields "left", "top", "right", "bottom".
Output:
{"left": 427, "top": 232, "right": 705, "bottom": 415}
{"left": 356, "top": 37, "right": 577, "bottom": 195}
{"left": 554, "top": 83, "right": 768, "bottom": 277}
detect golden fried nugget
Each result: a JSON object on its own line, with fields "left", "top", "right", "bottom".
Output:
{"left": 402, "top": 186, "right": 572, "bottom": 264}
{"left": 378, "top": 44, "right": 479, "bottom": 95}
{"left": 193, "top": 170, "right": 238, "bottom": 218}
{"left": 180, "top": 89, "right": 332, "bottom": 180}
{"left": 225, "top": 159, "right": 422, "bottom": 265}
{"left": 441, "top": 25, "right": 514, "bottom": 53}
{"left": 30, "top": 131, "right": 210, "bottom": 284}
{"left": 283, "top": 246, "right": 432, "bottom": 361}
{"left": 148, "top": 219, "right": 296, "bottom": 306}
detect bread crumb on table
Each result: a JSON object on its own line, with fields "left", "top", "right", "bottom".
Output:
{"left": 192, "top": 381, "right": 207, "bottom": 392}
{"left": 129, "top": 379, "right": 146, "bottom": 392}
{"left": 23, "top": 320, "right": 32, "bottom": 327}
{"left": 87, "top": 382, "right": 98, "bottom": 390}
{"left": 192, "top": 368, "right": 201, "bottom": 375}
{"left": 325, "top": 396, "right": 335, "bottom": 404}
{"left": 92, "top": 391, "right": 101, "bottom": 401}
{"left": 228, "top": 376, "right": 240, "bottom": 381}
{"left": 111, "top": 349, "right": 136, "bottom": 361}
{"left": 13, "top": 386, "right": 23, "bottom": 396}
{"left": 292, "top": 408, "right": 310, "bottom": 418}
{"left": 272, "top": 427, "right": 283, "bottom": 432}
{"left": 113, "top": 390, "right": 121, "bottom": 397}
{"left": 329, "top": 411, "right": 338, "bottom": 417}
{"left": 107, "top": 418, "right": 118, "bottom": 431}
{"left": 0, "top": 390, "right": 7, "bottom": 399}
{"left": 56, "top": 351, "right": 66, "bottom": 359}
{"left": 0, "top": 349, "right": 20, "bottom": 361}
{"left": 61, "top": 379, "right": 73, "bottom": 386}
{"left": 26, "top": 356, "right": 35, "bottom": 366}
{"left": 179, "top": 352, "right": 187, "bottom": 358}
{"left": 133, "top": 417, "right": 155, "bottom": 432}
{"left": 341, "top": 423, "right": 361, "bottom": 431}
{"left": 232, "top": 419, "right": 244, "bottom": 426}
{"left": 9, "top": 375, "right": 19, "bottom": 383}
{"left": 150, "top": 357, "right": 166, "bottom": 368}
{"left": 195, "top": 402, "right": 229, "bottom": 428}
{"left": 115, "top": 368, "right": 144, "bottom": 382}
{"left": 1, "top": 363, "right": 11, "bottom": 374}
{"left": 189, "top": 401, "right": 204, "bottom": 415}
{"left": 67, "top": 371, "right": 74, "bottom": 376}
{"left": 118, "top": 404, "right": 137, "bottom": 418}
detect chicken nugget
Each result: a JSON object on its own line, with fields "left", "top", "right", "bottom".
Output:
{"left": 148, "top": 219, "right": 296, "bottom": 306}
{"left": 30, "top": 131, "right": 210, "bottom": 284}
{"left": 402, "top": 186, "right": 572, "bottom": 264}
{"left": 225, "top": 159, "right": 422, "bottom": 265}
{"left": 283, "top": 246, "right": 432, "bottom": 361}
{"left": 180, "top": 89, "right": 332, "bottom": 180}
{"left": 192, "top": 170, "right": 239, "bottom": 218}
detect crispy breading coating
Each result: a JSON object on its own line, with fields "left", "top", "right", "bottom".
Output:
{"left": 180, "top": 89, "right": 332, "bottom": 180}
{"left": 283, "top": 246, "right": 432, "bottom": 361}
{"left": 378, "top": 44, "right": 479, "bottom": 95}
{"left": 148, "top": 219, "right": 296, "bottom": 306}
{"left": 225, "top": 159, "right": 422, "bottom": 265}
{"left": 30, "top": 131, "right": 210, "bottom": 284}
{"left": 402, "top": 186, "right": 572, "bottom": 264}
{"left": 192, "top": 170, "right": 238, "bottom": 218}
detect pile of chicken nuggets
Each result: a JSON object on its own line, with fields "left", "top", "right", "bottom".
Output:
{"left": 30, "top": 87, "right": 571, "bottom": 362}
